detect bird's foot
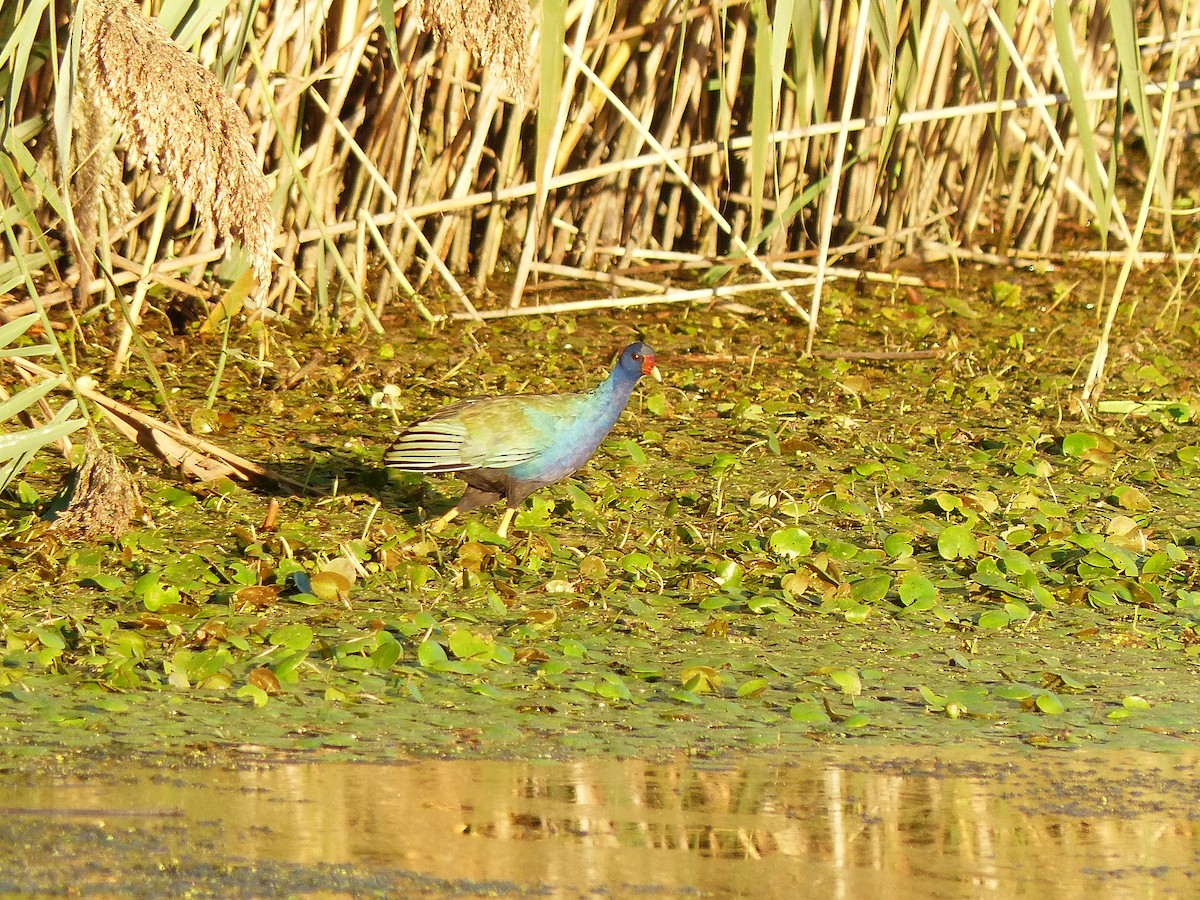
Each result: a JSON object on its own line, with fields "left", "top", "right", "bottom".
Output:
{"left": 428, "top": 509, "right": 459, "bottom": 533}
{"left": 496, "top": 508, "right": 517, "bottom": 540}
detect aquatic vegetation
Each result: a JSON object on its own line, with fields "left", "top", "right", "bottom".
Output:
{"left": 0, "top": 275, "right": 1199, "bottom": 759}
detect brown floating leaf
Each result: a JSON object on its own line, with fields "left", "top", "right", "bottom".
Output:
{"left": 524, "top": 609, "right": 558, "bottom": 628}
{"left": 236, "top": 586, "right": 281, "bottom": 609}
{"left": 1114, "top": 485, "right": 1152, "bottom": 512}
{"left": 248, "top": 667, "right": 282, "bottom": 694}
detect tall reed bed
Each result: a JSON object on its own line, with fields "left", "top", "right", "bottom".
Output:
{"left": 1, "top": 2, "right": 1196, "bottom": 366}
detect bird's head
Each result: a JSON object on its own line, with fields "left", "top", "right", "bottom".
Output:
{"left": 622, "top": 342, "right": 662, "bottom": 382}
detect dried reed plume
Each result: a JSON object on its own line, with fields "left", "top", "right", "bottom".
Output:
{"left": 50, "top": 445, "right": 145, "bottom": 541}
{"left": 77, "top": 0, "right": 274, "bottom": 305}
{"left": 404, "top": 0, "right": 532, "bottom": 95}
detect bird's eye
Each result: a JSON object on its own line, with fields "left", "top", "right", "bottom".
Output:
{"left": 632, "top": 352, "right": 642, "bottom": 361}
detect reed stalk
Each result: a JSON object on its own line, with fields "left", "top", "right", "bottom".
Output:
{"left": 0, "top": 0, "right": 1192, "bottom": 398}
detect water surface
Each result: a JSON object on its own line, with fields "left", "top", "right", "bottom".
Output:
{"left": 2, "top": 746, "right": 1195, "bottom": 897}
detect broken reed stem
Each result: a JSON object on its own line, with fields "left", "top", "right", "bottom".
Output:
{"left": 454, "top": 276, "right": 826, "bottom": 320}
{"left": 8, "top": 356, "right": 307, "bottom": 491}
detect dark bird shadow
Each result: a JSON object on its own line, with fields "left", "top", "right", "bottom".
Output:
{"left": 264, "top": 441, "right": 455, "bottom": 529}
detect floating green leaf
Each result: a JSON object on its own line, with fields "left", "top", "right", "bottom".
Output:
{"left": 417, "top": 639, "right": 448, "bottom": 668}
{"left": 769, "top": 526, "right": 813, "bottom": 558}
{"left": 1035, "top": 692, "right": 1065, "bottom": 715}
{"left": 850, "top": 574, "right": 890, "bottom": 604}
{"left": 899, "top": 573, "right": 936, "bottom": 607}
{"left": 789, "top": 702, "right": 830, "bottom": 724}
{"left": 270, "top": 624, "right": 313, "bottom": 652}
{"left": 1062, "top": 432, "right": 1099, "bottom": 457}
{"left": 829, "top": 669, "right": 861, "bottom": 697}
{"left": 938, "top": 525, "right": 979, "bottom": 560}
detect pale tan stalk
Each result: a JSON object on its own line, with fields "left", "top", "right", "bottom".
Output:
{"left": 401, "top": 211, "right": 481, "bottom": 321}
{"left": 364, "top": 214, "right": 434, "bottom": 323}
{"left": 427, "top": 78, "right": 503, "bottom": 270}
{"left": 1082, "top": 1, "right": 1197, "bottom": 407}
{"left": 111, "top": 184, "right": 172, "bottom": 375}
{"left": 455, "top": 276, "right": 824, "bottom": 320}
{"left": 805, "top": 1, "right": 870, "bottom": 352}
{"left": 14, "top": 0, "right": 1190, "bottom": 330}
{"left": 530, "top": 262, "right": 666, "bottom": 294}
{"left": 508, "top": 0, "right": 599, "bottom": 308}
{"left": 474, "top": 86, "right": 532, "bottom": 291}
{"left": 563, "top": 38, "right": 806, "bottom": 317}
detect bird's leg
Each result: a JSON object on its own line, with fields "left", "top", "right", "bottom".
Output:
{"left": 428, "top": 508, "right": 459, "bottom": 533}
{"left": 496, "top": 508, "right": 517, "bottom": 540}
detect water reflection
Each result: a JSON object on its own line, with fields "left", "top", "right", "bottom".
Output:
{"left": 5, "top": 747, "right": 1198, "bottom": 897}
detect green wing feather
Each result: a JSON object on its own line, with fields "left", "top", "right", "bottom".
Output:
{"left": 386, "top": 393, "right": 587, "bottom": 472}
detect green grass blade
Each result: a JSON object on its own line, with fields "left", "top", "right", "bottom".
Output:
{"left": 0, "top": 0, "right": 51, "bottom": 125}
{"left": 750, "top": 0, "right": 773, "bottom": 235}
{"left": 771, "top": 0, "right": 796, "bottom": 109}
{"left": 866, "top": 0, "right": 896, "bottom": 60}
{"left": 0, "top": 252, "right": 53, "bottom": 295}
{"left": 0, "top": 346, "right": 56, "bottom": 359}
{"left": 376, "top": 0, "right": 402, "bottom": 70}
{"left": 1108, "top": 0, "right": 1161, "bottom": 213}
{"left": 0, "top": 374, "right": 64, "bottom": 422}
{"left": 992, "top": 0, "right": 1017, "bottom": 134}
{"left": 0, "top": 311, "right": 41, "bottom": 348}
{"left": 0, "top": 400, "right": 84, "bottom": 495}
{"left": 933, "top": 0, "right": 985, "bottom": 88}
{"left": 1052, "top": 3, "right": 1110, "bottom": 244}
{"left": 161, "top": 0, "right": 233, "bottom": 45}
{"left": 537, "top": 0, "right": 566, "bottom": 197}
{"left": 791, "top": 0, "right": 821, "bottom": 124}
